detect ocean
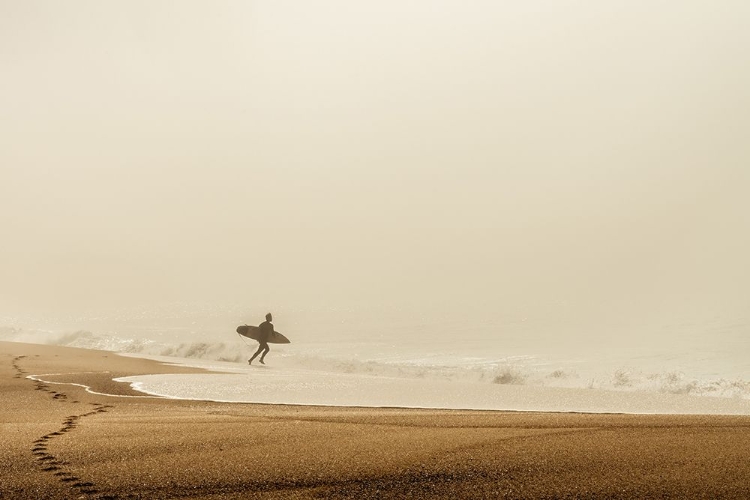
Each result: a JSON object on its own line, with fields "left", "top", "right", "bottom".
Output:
{"left": 3, "top": 302, "right": 749, "bottom": 414}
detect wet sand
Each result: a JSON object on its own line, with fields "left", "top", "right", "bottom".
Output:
{"left": 3, "top": 341, "right": 750, "bottom": 499}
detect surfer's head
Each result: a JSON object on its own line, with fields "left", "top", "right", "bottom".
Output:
{"left": 266, "top": 313, "right": 272, "bottom": 322}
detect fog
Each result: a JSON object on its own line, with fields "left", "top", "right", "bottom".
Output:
{"left": 2, "top": 1, "right": 749, "bottom": 336}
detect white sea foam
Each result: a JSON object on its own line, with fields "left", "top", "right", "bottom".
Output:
{"left": 113, "top": 354, "right": 750, "bottom": 415}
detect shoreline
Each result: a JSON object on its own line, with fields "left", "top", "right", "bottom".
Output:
{"left": 3, "top": 340, "right": 750, "bottom": 498}
{"left": 10, "top": 340, "right": 750, "bottom": 415}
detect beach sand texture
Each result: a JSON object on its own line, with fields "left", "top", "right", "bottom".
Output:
{"left": 3, "top": 341, "right": 750, "bottom": 499}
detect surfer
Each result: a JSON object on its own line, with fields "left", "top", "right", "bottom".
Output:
{"left": 248, "top": 313, "right": 274, "bottom": 365}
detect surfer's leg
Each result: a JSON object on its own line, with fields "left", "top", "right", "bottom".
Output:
{"left": 249, "top": 344, "right": 264, "bottom": 364}
{"left": 259, "top": 343, "right": 270, "bottom": 364}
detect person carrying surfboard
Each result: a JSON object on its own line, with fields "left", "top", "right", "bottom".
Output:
{"left": 248, "top": 313, "right": 274, "bottom": 365}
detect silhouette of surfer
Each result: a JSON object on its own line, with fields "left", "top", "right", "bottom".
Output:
{"left": 248, "top": 313, "right": 274, "bottom": 365}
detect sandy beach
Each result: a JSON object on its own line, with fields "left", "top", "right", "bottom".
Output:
{"left": 3, "top": 341, "right": 750, "bottom": 499}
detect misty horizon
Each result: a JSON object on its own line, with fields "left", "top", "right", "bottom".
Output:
{"left": 2, "top": 2, "right": 748, "bottom": 337}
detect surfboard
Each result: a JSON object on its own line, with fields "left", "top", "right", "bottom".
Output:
{"left": 236, "top": 325, "right": 291, "bottom": 344}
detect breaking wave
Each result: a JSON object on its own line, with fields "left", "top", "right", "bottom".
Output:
{"left": 2, "top": 326, "right": 749, "bottom": 400}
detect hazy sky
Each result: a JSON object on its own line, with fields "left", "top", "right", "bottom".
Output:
{"left": 2, "top": 1, "right": 749, "bottom": 324}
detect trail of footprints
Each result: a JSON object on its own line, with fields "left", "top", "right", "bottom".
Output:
{"left": 13, "top": 356, "right": 117, "bottom": 499}
{"left": 14, "top": 355, "right": 75, "bottom": 402}
{"left": 31, "top": 404, "right": 113, "bottom": 496}
{"left": 11, "top": 355, "right": 28, "bottom": 379}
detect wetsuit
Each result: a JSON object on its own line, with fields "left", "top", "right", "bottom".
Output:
{"left": 249, "top": 320, "right": 272, "bottom": 364}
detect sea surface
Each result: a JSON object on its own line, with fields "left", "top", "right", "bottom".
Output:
{"left": 2, "top": 303, "right": 749, "bottom": 414}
